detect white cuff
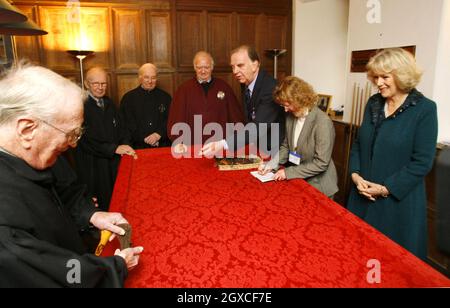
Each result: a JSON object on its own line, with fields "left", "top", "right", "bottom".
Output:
{"left": 220, "top": 139, "right": 228, "bottom": 151}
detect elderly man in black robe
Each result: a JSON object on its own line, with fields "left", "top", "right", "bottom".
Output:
{"left": 120, "top": 63, "right": 172, "bottom": 149}
{"left": 75, "top": 67, "right": 137, "bottom": 211}
{"left": 0, "top": 63, "right": 143, "bottom": 287}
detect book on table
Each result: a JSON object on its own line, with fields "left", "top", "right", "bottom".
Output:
{"left": 215, "top": 156, "right": 262, "bottom": 171}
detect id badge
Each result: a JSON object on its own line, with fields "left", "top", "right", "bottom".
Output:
{"left": 289, "top": 151, "right": 301, "bottom": 165}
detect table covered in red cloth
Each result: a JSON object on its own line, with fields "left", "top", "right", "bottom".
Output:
{"left": 107, "top": 148, "right": 450, "bottom": 288}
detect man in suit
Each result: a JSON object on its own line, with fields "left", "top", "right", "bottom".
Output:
{"left": 200, "top": 45, "right": 285, "bottom": 157}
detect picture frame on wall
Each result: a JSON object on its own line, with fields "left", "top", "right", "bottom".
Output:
{"left": 317, "top": 94, "right": 332, "bottom": 115}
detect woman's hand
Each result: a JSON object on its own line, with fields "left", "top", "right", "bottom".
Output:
{"left": 363, "top": 183, "right": 390, "bottom": 199}
{"left": 352, "top": 173, "right": 376, "bottom": 201}
{"left": 352, "top": 173, "right": 389, "bottom": 201}
{"left": 274, "top": 169, "right": 287, "bottom": 181}
{"left": 257, "top": 163, "right": 272, "bottom": 175}
{"left": 352, "top": 173, "right": 369, "bottom": 189}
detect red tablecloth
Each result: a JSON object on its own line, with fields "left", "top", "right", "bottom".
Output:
{"left": 107, "top": 148, "right": 450, "bottom": 288}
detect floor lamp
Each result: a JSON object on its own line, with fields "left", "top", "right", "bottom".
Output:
{"left": 67, "top": 50, "right": 94, "bottom": 88}
{"left": 265, "top": 49, "right": 287, "bottom": 79}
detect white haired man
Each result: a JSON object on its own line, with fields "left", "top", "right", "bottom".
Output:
{"left": 75, "top": 67, "right": 137, "bottom": 211}
{"left": 167, "top": 51, "right": 244, "bottom": 146}
{"left": 120, "top": 63, "right": 172, "bottom": 149}
{"left": 0, "top": 63, "right": 143, "bottom": 287}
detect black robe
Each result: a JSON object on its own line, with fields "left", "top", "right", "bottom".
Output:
{"left": 75, "top": 96, "right": 128, "bottom": 211}
{"left": 0, "top": 152, "right": 127, "bottom": 287}
{"left": 120, "top": 86, "right": 172, "bottom": 148}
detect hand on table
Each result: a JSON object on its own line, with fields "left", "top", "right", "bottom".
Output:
{"left": 258, "top": 163, "right": 273, "bottom": 175}
{"left": 116, "top": 145, "right": 138, "bottom": 159}
{"left": 273, "top": 169, "right": 287, "bottom": 181}
{"left": 199, "top": 140, "right": 226, "bottom": 158}
{"left": 172, "top": 143, "right": 188, "bottom": 154}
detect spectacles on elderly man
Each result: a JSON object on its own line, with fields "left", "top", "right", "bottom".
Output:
{"left": 38, "top": 119, "right": 85, "bottom": 145}
{"left": 89, "top": 82, "right": 108, "bottom": 88}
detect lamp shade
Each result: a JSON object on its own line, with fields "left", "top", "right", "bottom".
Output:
{"left": 0, "top": 19, "right": 47, "bottom": 35}
{"left": 67, "top": 50, "right": 94, "bottom": 57}
{"left": 0, "top": 0, "right": 27, "bottom": 24}
{"left": 265, "top": 49, "right": 287, "bottom": 57}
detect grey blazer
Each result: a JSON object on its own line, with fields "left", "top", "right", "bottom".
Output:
{"left": 274, "top": 106, "right": 338, "bottom": 197}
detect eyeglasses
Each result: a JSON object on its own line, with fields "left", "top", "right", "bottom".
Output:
{"left": 142, "top": 76, "right": 157, "bottom": 81}
{"left": 39, "top": 119, "right": 85, "bottom": 145}
{"left": 89, "top": 82, "right": 108, "bottom": 88}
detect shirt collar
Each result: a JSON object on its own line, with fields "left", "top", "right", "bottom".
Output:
{"left": 370, "top": 88, "right": 422, "bottom": 125}
{"left": 88, "top": 92, "right": 101, "bottom": 102}
{"left": 247, "top": 73, "right": 258, "bottom": 95}
{"left": 0, "top": 151, "right": 54, "bottom": 184}
{"left": 140, "top": 85, "right": 156, "bottom": 92}
{"left": 197, "top": 78, "right": 212, "bottom": 84}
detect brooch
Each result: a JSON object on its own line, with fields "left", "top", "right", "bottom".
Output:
{"left": 217, "top": 91, "right": 225, "bottom": 100}
{"left": 159, "top": 104, "right": 166, "bottom": 113}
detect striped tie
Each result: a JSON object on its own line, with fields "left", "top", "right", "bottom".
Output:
{"left": 97, "top": 98, "right": 105, "bottom": 110}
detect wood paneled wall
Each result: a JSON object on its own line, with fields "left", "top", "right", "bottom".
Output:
{"left": 13, "top": 0, "right": 292, "bottom": 104}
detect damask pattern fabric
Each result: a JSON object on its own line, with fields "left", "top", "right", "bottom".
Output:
{"left": 106, "top": 148, "right": 450, "bottom": 288}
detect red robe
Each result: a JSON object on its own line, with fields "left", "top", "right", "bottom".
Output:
{"left": 167, "top": 77, "right": 244, "bottom": 144}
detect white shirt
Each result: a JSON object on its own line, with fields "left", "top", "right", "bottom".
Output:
{"left": 293, "top": 117, "right": 305, "bottom": 150}
{"left": 292, "top": 112, "right": 308, "bottom": 150}
{"left": 197, "top": 78, "right": 212, "bottom": 84}
{"left": 246, "top": 73, "right": 258, "bottom": 96}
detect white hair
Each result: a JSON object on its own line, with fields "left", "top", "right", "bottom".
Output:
{"left": 0, "top": 62, "right": 84, "bottom": 126}
{"left": 138, "top": 63, "right": 158, "bottom": 76}
{"left": 193, "top": 51, "right": 215, "bottom": 68}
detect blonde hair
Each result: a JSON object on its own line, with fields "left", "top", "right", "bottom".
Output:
{"left": 273, "top": 76, "right": 318, "bottom": 110}
{"left": 366, "top": 48, "right": 422, "bottom": 92}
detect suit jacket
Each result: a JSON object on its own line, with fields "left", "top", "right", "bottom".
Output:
{"left": 274, "top": 106, "right": 338, "bottom": 197}
{"left": 227, "top": 69, "right": 285, "bottom": 151}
